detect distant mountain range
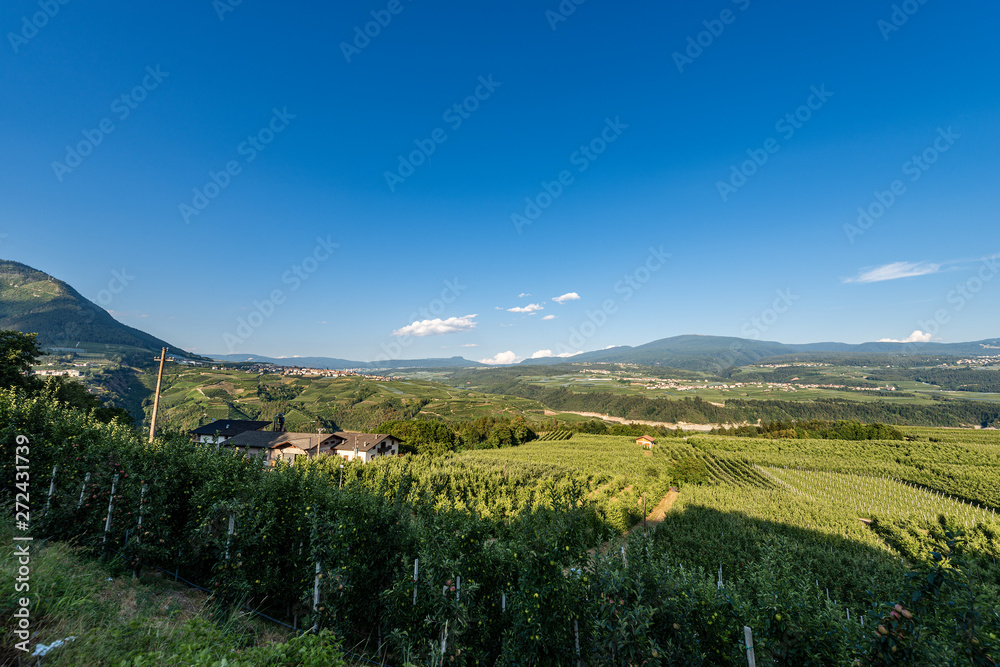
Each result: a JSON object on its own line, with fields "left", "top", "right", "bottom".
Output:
{"left": 0, "top": 259, "right": 199, "bottom": 363}
{"left": 521, "top": 335, "right": 1000, "bottom": 371}
{"left": 213, "top": 335, "right": 1000, "bottom": 372}
{"left": 3, "top": 258, "right": 998, "bottom": 372}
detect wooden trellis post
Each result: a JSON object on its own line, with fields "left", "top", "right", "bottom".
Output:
{"left": 45, "top": 465, "right": 58, "bottom": 513}
{"left": 312, "top": 561, "right": 322, "bottom": 631}
{"left": 77, "top": 472, "right": 91, "bottom": 509}
{"left": 744, "top": 626, "right": 757, "bottom": 667}
{"left": 103, "top": 474, "right": 119, "bottom": 547}
{"left": 412, "top": 558, "right": 419, "bottom": 605}
{"left": 224, "top": 512, "right": 235, "bottom": 560}
{"left": 133, "top": 483, "right": 148, "bottom": 578}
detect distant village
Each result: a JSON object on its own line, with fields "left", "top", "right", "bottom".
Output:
{"left": 208, "top": 362, "right": 398, "bottom": 382}
{"left": 634, "top": 379, "right": 898, "bottom": 393}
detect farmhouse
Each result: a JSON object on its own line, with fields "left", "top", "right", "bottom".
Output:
{"left": 217, "top": 429, "right": 401, "bottom": 465}
{"left": 224, "top": 430, "right": 345, "bottom": 465}
{"left": 189, "top": 419, "right": 271, "bottom": 445}
{"left": 332, "top": 432, "right": 401, "bottom": 463}
{"left": 636, "top": 435, "right": 656, "bottom": 448}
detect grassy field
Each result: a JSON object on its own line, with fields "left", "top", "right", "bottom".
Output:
{"left": 0, "top": 525, "right": 351, "bottom": 667}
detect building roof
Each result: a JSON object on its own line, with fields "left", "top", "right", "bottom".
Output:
{"left": 331, "top": 432, "right": 397, "bottom": 452}
{"left": 637, "top": 435, "right": 656, "bottom": 442}
{"left": 189, "top": 419, "right": 272, "bottom": 437}
{"left": 226, "top": 431, "right": 344, "bottom": 450}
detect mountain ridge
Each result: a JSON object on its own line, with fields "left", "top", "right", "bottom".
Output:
{"left": 0, "top": 259, "right": 199, "bottom": 363}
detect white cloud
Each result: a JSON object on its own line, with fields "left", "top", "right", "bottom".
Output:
{"left": 552, "top": 292, "right": 581, "bottom": 303}
{"left": 542, "top": 314, "right": 556, "bottom": 320}
{"left": 878, "top": 330, "right": 934, "bottom": 343}
{"left": 508, "top": 303, "right": 543, "bottom": 313}
{"left": 479, "top": 350, "right": 521, "bottom": 365}
{"left": 845, "top": 261, "right": 941, "bottom": 284}
{"left": 530, "top": 349, "right": 578, "bottom": 359}
{"left": 392, "top": 314, "right": 478, "bottom": 337}
{"left": 459, "top": 343, "right": 479, "bottom": 347}
{"left": 518, "top": 292, "right": 531, "bottom": 298}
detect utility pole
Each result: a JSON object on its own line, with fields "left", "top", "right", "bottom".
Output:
{"left": 148, "top": 347, "right": 168, "bottom": 443}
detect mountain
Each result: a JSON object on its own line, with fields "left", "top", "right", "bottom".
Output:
{"left": 521, "top": 334, "right": 1000, "bottom": 371}
{"left": 0, "top": 259, "right": 198, "bottom": 363}
{"left": 208, "top": 353, "right": 485, "bottom": 370}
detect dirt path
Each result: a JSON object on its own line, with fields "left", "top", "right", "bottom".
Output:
{"left": 541, "top": 409, "right": 748, "bottom": 432}
{"left": 638, "top": 489, "right": 679, "bottom": 530}
{"left": 587, "top": 489, "right": 681, "bottom": 557}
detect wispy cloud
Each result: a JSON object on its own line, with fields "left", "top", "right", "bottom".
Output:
{"left": 518, "top": 292, "right": 531, "bottom": 298}
{"left": 878, "top": 330, "right": 933, "bottom": 343}
{"left": 552, "top": 292, "right": 580, "bottom": 303}
{"left": 844, "top": 261, "right": 941, "bottom": 284}
{"left": 479, "top": 350, "right": 521, "bottom": 365}
{"left": 542, "top": 314, "right": 556, "bottom": 320}
{"left": 459, "top": 343, "right": 479, "bottom": 347}
{"left": 508, "top": 303, "right": 543, "bottom": 313}
{"left": 392, "top": 314, "right": 478, "bottom": 337}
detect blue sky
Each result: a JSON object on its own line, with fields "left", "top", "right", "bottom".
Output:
{"left": 3, "top": 1, "right": 998, "bottom": 363}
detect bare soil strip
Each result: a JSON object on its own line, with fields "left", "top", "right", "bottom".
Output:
{"left": 541, "top": 409, "right": 750, "bottom": 432}
{"left": 642, "top": 489, "right": 679, "bottom": 527}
